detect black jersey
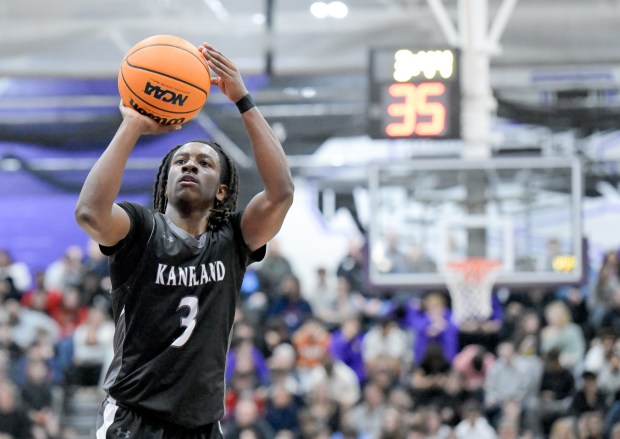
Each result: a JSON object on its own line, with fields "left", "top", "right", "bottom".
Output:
{"left": 100, "top": 202, "right": 265, "bottom": 428}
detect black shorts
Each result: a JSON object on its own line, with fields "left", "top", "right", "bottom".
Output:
{"left": 96, "top": 396, "right": 223, "bottom": 439}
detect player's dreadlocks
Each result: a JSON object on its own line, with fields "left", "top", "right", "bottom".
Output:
{"left": 152, "top": 140, "right": 239, "bottom": 232}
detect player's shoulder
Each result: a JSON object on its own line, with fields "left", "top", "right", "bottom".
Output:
{"left": 117, "top": 200, "right": 152, "bottom": 217}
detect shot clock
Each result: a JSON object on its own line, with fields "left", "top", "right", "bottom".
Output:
{"left": 368, "top": 48, "right": 461, "bottom": 139}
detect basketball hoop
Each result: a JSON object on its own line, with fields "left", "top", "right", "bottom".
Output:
{"left": 443, "top": 258, "right": 502, "bottom": 324}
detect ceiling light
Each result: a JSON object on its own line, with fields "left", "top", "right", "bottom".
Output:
{"left": 252, "top": 13, "right": 266, "bottom": 25}
{"left": 310, "top": 1, "right": 348, "bottom": 19}
{"left": 300, "top": 87, "right": 317, "bottom": 98}
{"left": 328, "top": 1, "right": 348, "bottom": 19}
{"left": 310, "top": 2, "right": 329, "bottom": 19}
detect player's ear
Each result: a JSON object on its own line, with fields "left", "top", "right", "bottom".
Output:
{"left": 216, "top": 184, "right": 228, "bottom": 202}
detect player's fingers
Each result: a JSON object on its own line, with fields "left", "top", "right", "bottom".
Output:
{"left": 201, "top": 44, "right": 235, "bottom": 73}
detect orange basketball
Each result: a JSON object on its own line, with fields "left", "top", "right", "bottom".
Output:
{"left": 118, "top": 35, "right": 211, "bottom": 125}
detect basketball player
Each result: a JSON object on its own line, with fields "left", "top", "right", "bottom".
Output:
{"left": 75, "top": 43, "right": 294, "bottom": 438}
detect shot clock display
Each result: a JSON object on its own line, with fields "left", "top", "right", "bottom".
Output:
{"left": 368, "top": 48, "right": 461, "bottom": 139}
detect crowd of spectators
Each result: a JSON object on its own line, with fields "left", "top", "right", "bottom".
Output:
{"left": 0, "top": 244, "right": 113, "bottom": 439}
{"left": 0, "top": 239, "right": 620, "bottom": 439}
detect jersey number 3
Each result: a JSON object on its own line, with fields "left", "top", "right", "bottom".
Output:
{"left": 171, "top": 296, "right": 198, "bottom": 347}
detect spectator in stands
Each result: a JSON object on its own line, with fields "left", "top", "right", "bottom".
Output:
{"left": 20, "top": 271, "right": 63, "bottom": 317}
{"left": 306, "top": 356, "right": 361, "bottom": 409}
{"left": 0, "top": 318, "right": 22, "bottom": 374}
{"left": 408, "top": 343, "right": 452, "bottom": 409}
{"left": 305, "top": 267, "right": 338, "bottom": 322}
{"left": 597, "top": 348, "right": 620, "bottom": 403}
{"left": 257, "top": 317, "right": 291, "bottom": 359}
{"left": 452, "top": 344, "right": 495, "bottom": 402}
{"left": 292, "top": 318, "right": 331, "bottom": 391}
{"left": 343, "top": 380, "right": 388, "bottom": 439}
{"left": 226, "top": 319, "right": 270, "bottom": 388}
{"left": 405, "top": 292, "right": 459, "bottom": 364}
{"left": 223, "top": 395, "right": 275, "bottom": 439}
{"left": 255, "top": 240, "right": 294, "bottom": 297}
{"left": 82, "top": 238, "right": 109, "bottom": 280}
{"left": 0, "top": 249, "right": 32, "bottom": 294}
{"left": 404, "top": 243, "right": 437, "bottom": 273}
{"left": 336, "top": 239, "right": 367, "bottom": 297}
{"left": 540, "top": 300, "right": 586, "bottom": 372}
{"left": 305, "top": 378, "right": 343, "bottom": 435}
{"left": 0, "top": 379, "right": 32, "bottom": 439}
{"left": 576, "top": 410, "right": 604, "bottom": 439}
{"left": 600, "top": 286, "right": 620, "bottom": 335}
{"left": 386, "top": 386, "right": 414, "bottom": 419}
{"left": 267, "top": 343, "right": 303, "bottom": 396}
{"left": 511, "top": 309, "right": 543, "bottom": 360}
{"left": 329, "top": 316, "right": 366, "bottom": 385}
{"left": 525, "top": 347, "right": 575, "bottom": 437}
{"left": 378, "top": 405, "right": 408, "bottom": 439}
{"left": 569, "top": 371, "right": 608, "bottom": 419}
{"left": 79, "top": 270, "right": 111, "bottom": 316}
{"left": 590, "top": 251, "right": 620, "bottom": 330}
{"left": 4, "top": 299, "right": 60, "bottom": 352}
{"left": 483, "top": 340, "right": 535, "bottom": 428}
{"left": 67, "top": 306, "right": 114, "bottom": 388}
{"left": 361, "top": 316, "right": 412, "bottom": 378}
{"left": 43, "top": 245, "right": 85, "bottom": 292}
{"left": 311, "top": 275, "right": 366, "bottom": 331}
{"left": 267, "top": 274, "right": 313, "bottom": 333}
{"left": 264, "top": 381, "right": 304, "bottom": 436}
{"left": 496, "top": 418, "right": 519, "bottom": 439}
{"left": 453, "top": 399, "right": 497, "bottom": 439}
{"left": 0, "top": 278, "right": 21, "bottom": 306}
{"left": 548, "top": 417, "right": 577, "bottom": 439}
{"left": 604, "top": 400, "right": 620, "bottom": 439}
{"left": 49, "top": 285, "right": 89, "bottom": 339}
{"left": 583, "top": 328, "right": 618, "bottom": 375}
{"left": 561, "top": 286, "right": 590, "bottom": 338}
{"left": 373, "top": 230, "right": 409, "bottom": 275}
{"left": 422, "top": 406, "right": 452, "bottom": 439}
{"left": 20, "top": 359, "right": 60, "bottom": 438}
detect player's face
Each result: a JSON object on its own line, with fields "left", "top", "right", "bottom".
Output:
{"left": 166, "top": 142, "right": 227, "bottom": 208}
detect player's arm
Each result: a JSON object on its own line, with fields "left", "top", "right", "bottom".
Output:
{"left": 200, "top": 43, "right": 294, "bottom": 252}
{"left": 75, "top": 103, "right": 179, "bottom": 247}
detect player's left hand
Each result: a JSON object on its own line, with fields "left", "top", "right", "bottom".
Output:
{"left": 199, "top": 43, "right": 249, "bottom": 104}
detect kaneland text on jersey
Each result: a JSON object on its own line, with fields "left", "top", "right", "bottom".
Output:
{"left": 155, "top": 261, "right": 225, "bottom": 287}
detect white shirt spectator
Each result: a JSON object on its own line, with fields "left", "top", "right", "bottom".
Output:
{"left": 362, "top": 319, "right": 412, "bottom": 375}
{"left": 72, "top": 307, "right": 115, "bottom": 367}
{"left": 305, "top": 358, "right": 361, "bottom": 407}
{"left": 0, "top": 249, "right": 32, "bottom": 292}
{"left": 5, "top": 299, "right": 60, "bottom": 349}
{"left": 484, "top": 341, "right": 534, "bottom": 408}
{"left": 455, "top": 403, "right": 497, "bottom": 439}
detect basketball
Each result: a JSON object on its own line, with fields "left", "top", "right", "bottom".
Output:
{"left": 118, "top": 35, "right": 211, "bottom": 125}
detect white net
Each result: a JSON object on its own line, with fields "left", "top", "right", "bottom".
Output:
{"left": 443, "top": 258, "right": 502, "bottom": 325}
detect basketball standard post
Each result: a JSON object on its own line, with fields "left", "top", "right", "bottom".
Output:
{"left": 425, "top": 0, "right": 520, "bottom": 320}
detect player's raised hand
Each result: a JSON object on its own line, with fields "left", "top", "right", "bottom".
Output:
{"left": 199, "top": 43, "right": 249, "bottom": 104}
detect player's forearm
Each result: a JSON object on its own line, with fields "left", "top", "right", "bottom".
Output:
{"left": 242, "top": 108, "right": 294, "bottom": 203}
{"left": 75, "top": 120, "right": 141, "bottom": 226}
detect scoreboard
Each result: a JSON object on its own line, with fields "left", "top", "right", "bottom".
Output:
{"left": 368, "top": 48, "right": 461, "bottom": 139}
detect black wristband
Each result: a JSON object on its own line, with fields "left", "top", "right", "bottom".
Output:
{"left": 235, "top": 93, "right": 256, "bottom": 114}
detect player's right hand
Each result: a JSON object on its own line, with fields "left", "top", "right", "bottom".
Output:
{"left": 118, "top": 100, "right": 182, "bottom": 135}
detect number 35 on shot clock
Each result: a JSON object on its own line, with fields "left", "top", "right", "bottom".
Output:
{"left": 368, "top": 48, "right": 461, "bottom": 139}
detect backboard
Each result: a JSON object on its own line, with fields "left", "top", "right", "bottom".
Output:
{"left": 367, "top": 157, "right": 583, "bottom": 288}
